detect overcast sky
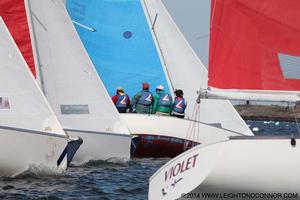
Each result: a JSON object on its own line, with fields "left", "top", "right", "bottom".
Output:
{"left": 163, "top": 0, "right": 210, "bottom": 68}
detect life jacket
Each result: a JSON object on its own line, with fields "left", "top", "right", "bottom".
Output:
{"left": 158, "top": 93, "right": 172, "bottom": 107}
{"left": 172, "top": 97, "right": 186, "bottom": 113}
{"left": 137, "top": 91, "right": 153, "bottom": 106}
{"left": 116, "top": 94, "right": 129, "bottom": 108}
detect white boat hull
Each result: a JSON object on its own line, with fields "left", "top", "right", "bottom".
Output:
{"left": 0, "top": 126, "right": 70, "bottom": 177}
{"left": 66, "top": 129, "right": 131, "bottom": 165}
{"left": 122, "top": 114, "right": 244, "bottom": 142}
{"left": 149, "top": 136, "right": 300, "bottom": 199}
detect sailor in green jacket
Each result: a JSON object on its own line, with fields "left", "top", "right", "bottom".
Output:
{"left": 152, "top": 85, "right": 172, "bottom": 116}
{"left": 130, "top": 83, "right": 154, "bottom": 114}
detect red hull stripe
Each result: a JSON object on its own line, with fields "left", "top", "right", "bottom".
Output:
{"left": 133, "top": 135, "right": 199, "bottom": 158}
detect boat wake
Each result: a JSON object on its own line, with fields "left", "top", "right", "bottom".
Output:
{"left": 17, "top": 163, "right": 64, "bottom": 178}
{"left": 106, "top": 157, "right": 130, "bottom": 164}
{"left": 72, "top": 157, "right": 130, "bottom": 168}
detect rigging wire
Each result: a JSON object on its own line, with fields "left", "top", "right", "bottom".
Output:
{"left": 185, "top": 92, "right": 201, "bottom": 150}
{"left": 291, "top": 104, "right": 300, "bottom": 136}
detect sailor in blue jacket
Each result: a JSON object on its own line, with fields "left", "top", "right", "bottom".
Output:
{"left": 130, "top": 83, "right": 153, "bottom": 114}
{"left": 171, "top": 89, "right": 187, "bottom": 118}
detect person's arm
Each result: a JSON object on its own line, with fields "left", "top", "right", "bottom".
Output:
{"left": 171, "top": 99, "right": 175, "bottom": 110}
{"left": 185, "top": 100, "right": 188, "bottom": 112}
{"left": 111, "top": 95, "right": 117, "bottom": 105}
{"left": 130, "top": 92, "right": 140, "bottom": 107}
{"left": 152, "top": 95, "right": 158, "bottom": 114}
{"left": 169, "top": 98, "right": 173, "bottom": 113}
{"left": 126, "top": 95, "right": 131, "bottom": 108}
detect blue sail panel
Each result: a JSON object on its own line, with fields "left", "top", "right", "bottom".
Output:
{"left": 66, "top": 0, "right": 170, "bottom": 98}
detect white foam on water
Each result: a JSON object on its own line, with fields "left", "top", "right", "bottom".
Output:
{"left": 106, "top": 157, "right": 130, "bottom": 164}
{"left": 24, "top": 163, "right": 64, "bottom": 177}
{"left": 71, "top": 157, "right": 130, "bottom": 167}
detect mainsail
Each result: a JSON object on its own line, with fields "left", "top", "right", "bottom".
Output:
{"left": 207, "top": 0, "right": 300, "bottom": 102}
{"left": 0, "top": 17, "right": 64, "bottom": 136}
{"left": 26, "top": 0, "right": 130, "bottom": 135}
{"left": 66, "top": 0, "right": 171, "bottom": 97}
{"left": 0, "top": 17, "right": 81, "bottom": 177}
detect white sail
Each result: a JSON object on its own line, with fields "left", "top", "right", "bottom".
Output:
{"left": 26, "top": 0, "right": 130, "bottom": 135}
{"left": 141, "top": 0, "right": 252, "bottom": 136}
{"left": 0, "top": 17, "right": 65, "bottom": 136}
{"left": 0, "top": 17, "right": 77, "bottom": 176}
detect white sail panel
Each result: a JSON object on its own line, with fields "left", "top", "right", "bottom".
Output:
{"left": 141, "top": 0, "right": 252, "bottom": 135}
{"left": 0, "top": 17, "right": 65, "bottom": 135}
{"left": 27, "top": 0, "right": 130, "bottom": 134}
{"left": 278, "top": 53, "right": 300, "bottom": 80}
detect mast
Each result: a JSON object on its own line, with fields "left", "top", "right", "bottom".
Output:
{"left": 24, "top": 0, "right": 46, "bottom": 95}
{"left": 141, "top": 0, "right": 175, "bottom": 94}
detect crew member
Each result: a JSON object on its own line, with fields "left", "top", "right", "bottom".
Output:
{"left": 171, "top": 89, "right": 186, "bottom": 118}
{"left": 130, "top": 83, "right": 153, "bottom": 114}
{"left": 152, "top": 85, "right": 172, "bottom": 116}
{"left": 111, "top": 86, "right": 130, "bottom": 113}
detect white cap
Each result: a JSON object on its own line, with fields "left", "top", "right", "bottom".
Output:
{"left": 116, "top": 86, "right": 124, "bottom": 92}
{"left": 156, "top": 85, "right": 164, "bottom": 90}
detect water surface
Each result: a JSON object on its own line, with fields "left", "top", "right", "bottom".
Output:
{"left": 0, "top": 121, "right": 298, "bottom": 199}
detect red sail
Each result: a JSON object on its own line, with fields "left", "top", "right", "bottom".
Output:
{"left": 0, "top": 0, "right": 36, "bottom": 77}
{"left": 209, "top": 0, "right": 300, "bottom": 90}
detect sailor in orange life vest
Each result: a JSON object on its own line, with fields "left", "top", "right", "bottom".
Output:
{"left": 111, "top": 86, "right": 130, "bottom": 113}
{"left": 130, "top": 82, "right": 154, "bottom": 114}
{"left": 171, "top": 89, "right": 187, "bottom": 118}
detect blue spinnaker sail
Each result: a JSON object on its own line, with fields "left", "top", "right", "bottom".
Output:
{"left": 66, "top": 0, "right": 170, "bottom": 98}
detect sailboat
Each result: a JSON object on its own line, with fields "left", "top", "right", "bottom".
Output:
{"left": 66, "top": 0, "right": 252, "bottom": 158}
{"left": 23, "top": 0, "right": 132, "bottom": 164}
{"left": 0, "top": 17, "right": 81, "bottom": 177}
{"left": 148, "top": 0, "right": 300, "bottom": 198}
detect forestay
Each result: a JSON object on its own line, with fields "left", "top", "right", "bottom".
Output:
{"left": 26, "top": 0, "right": 130, "bottom": 134}
{"left": 141, "top": 0, "right": 252, "bottom": 135}
{"left": 0, "top": 17, "right": 65, "bottom": 136}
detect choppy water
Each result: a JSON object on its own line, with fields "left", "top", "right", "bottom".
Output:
{"left": 0, "top": 120, "right": 298, "bottom": 200}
